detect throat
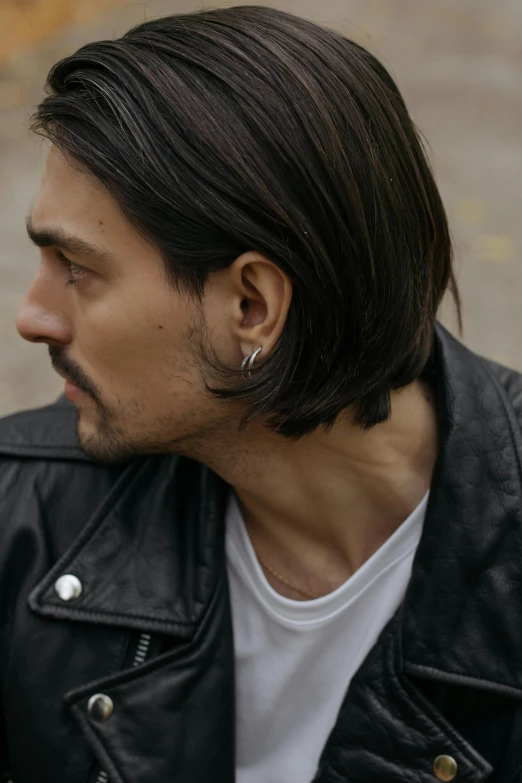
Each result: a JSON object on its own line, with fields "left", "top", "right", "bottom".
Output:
{"left": 224, "top": 378, "right": 438, "bottom": 602}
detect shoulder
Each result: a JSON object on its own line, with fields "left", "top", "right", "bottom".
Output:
{"left": 458, "top": 343, "right": 522, "bottom": 451}
{"left": 483, "top": 357, "right": 522, "bottom": 424}
{"left": 470, "top": 348, "right": 522, "bottom": 435}
{"left": 435, "top": 324, "right": 522, "bottom": 433}
{"left": 0, "top": 397, "right": 126, "bottom": 556}
{"left": 0, "top": 394, "right": 88, "bottom": 460}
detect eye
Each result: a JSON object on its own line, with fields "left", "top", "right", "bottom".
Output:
{"left": 55, "top": 249, "right": 86, "bottom": 287}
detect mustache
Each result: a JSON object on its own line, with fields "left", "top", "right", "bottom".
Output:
{"left": 48, "top": 346, "right": 101, "bottom": 402}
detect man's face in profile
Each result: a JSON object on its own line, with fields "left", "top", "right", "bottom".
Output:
{"left": 17, "top": 146, "right": 239, "bottom": 464}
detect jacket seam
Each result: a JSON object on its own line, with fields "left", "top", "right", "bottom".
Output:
{"left": 405, "top": 661, "right": 522, "bottom": 699}
{"left": 36, "top": 603, "right": 198, "bottom": 629}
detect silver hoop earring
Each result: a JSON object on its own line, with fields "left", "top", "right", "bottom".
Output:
{"left": 241, "top": 347, "right": 262, "bottom": 380}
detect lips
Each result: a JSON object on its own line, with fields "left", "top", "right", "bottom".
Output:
{"left": 52, "top": 363, "right": 88, "bottom": 402}
{"left": 64, "top": 379, "right": 83, "bottom": 402}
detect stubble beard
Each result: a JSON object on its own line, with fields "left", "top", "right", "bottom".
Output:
{"left": 74, "top": 389, "right": 240, "bottom": 468}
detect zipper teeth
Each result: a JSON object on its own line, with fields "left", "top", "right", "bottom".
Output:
{"left": 132, "top": 632, "right": 152, "bottom": 666}
{"left": 94, "top": 633, "right": 152, "bottom": 783}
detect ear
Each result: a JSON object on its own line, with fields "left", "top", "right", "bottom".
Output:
{"left": 228, "top": 252, "right": 292, "bottom": 365}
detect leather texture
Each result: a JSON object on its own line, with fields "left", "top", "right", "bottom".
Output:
{"left": 2, "top": 324, "right": 522, "bottom": 782}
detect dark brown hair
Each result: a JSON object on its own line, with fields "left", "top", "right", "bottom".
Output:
{"left": 31, "top": 5, "right": 459, "bottom": 437}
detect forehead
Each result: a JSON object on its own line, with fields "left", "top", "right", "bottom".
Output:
{"left": 31, "top": 146, "right": 151, "bottom": 260}
{"left": 32, "top": 146, "right": 116, "bottom": 228}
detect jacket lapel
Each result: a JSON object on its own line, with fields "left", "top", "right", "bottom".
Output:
{"left": 64, "top": 573, "right": 235, "bottom": 783}
{"left": 28, "top": 451, "right": 235, "bottom": 782}
{"left": 29, "top": 454, "right": 229, "bottom": 637}
{"left": 313, "top": 620, "right": 493, "bottom": 782}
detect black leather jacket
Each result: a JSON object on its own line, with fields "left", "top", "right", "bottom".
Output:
{"left": 2, "top": 325, "right": 522, "bottom": 783}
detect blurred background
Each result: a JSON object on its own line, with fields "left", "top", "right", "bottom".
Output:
{"left": 1, "top": 0, "right": 520, "bottom": 417}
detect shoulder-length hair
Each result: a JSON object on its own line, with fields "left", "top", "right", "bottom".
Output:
{"left": 32, "top": 5, "right": 459, "bottom": 437}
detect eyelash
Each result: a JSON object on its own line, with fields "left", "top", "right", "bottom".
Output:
{"left": 55, "top": 249, "right": 86, "bottom": 288}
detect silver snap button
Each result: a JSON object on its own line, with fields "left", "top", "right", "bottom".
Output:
{"left": 54, "top": 574, "right": 82, "bottom": 601}
{"left": 87, "top": 693, "right": 114, "bottom": 722}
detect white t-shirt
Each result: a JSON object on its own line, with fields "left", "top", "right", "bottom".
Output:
{"left": 225, "top": 490, "right": 428, "bottom": 783}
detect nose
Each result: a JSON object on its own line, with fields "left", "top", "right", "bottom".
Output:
{"left": 16, "top": 274, "right": 72, "bottom": 347}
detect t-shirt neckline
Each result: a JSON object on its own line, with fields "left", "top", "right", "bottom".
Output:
{"left": 225, "top": 490, "right": 428, "bottom": 628}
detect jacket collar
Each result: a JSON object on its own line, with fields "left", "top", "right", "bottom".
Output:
{"left": 29, "top": 454, "right": 230, "bottom": 638}
{"left": 401, "top": 325, "right": 522, "bottom": 696}
{"left": 30, "top": 325, "right": 522, "bottom": 693}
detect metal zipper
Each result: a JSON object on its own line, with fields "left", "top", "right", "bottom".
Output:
{"left": 94, "top": 632, "right": 152, "bottom": 783}
{"left": 132, "top": 632, "right": 152, "bottom": 667}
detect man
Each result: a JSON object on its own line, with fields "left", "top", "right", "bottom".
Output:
{"left": 1, "top": 5, "right": 520, "bottom": 782}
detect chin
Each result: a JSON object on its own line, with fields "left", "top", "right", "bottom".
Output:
{"left": 79, "top": 436, "right": 147, "bottom": 466}
{"left": 76, "top": 414, "right": 136, "bottom": 466}
{"left": 77, "top": 413, "right": 174, "bottom": 465}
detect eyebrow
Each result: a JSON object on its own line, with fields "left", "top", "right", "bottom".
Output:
{"left": 26, "top": 214, "right": 111, "bottom": 261}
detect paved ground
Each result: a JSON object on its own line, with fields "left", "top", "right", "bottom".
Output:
{"left": 1, "top": 0, "right": 521, "bottom": 416}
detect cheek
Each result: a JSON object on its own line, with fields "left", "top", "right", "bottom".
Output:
{"left": 77, "top": 285, "right": 195, "bottom": 390}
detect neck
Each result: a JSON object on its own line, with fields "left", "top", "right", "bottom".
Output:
{"left": 204, "top": 379, "right": 439, "bottom": 598}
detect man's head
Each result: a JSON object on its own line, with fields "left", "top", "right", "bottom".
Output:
{"left": 18, "top": 6, "right": 457, "bottom": 464}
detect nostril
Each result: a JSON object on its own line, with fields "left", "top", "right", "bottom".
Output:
{"left": 15, "top": 307, "right": 33, "bottom": 342}
{"left": 16, "top": 304, "right": 70, "bottom": 346}
{"left": 16, "top": 310, "right": 40, "bottom": 343}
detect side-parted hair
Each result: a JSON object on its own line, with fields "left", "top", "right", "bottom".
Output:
{"left": 31, "top": 5, "right": 459, "bottom": 438}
